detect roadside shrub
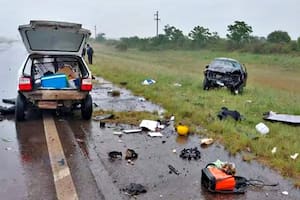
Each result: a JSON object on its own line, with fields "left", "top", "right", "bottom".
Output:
{"left": 115, "top": 43, "right": 128, "bottom": 51}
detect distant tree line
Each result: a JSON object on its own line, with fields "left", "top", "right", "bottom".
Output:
{"left": 96, "top": 21, "right": 300, "bottom": 54}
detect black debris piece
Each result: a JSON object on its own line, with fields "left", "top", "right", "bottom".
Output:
{"left": 2, "top": 98, "right": 16, "bottom": 105}
{"left": 180, "top": 147, "right": 201, "bottom": 160}
{"left": 0, "top": 105, "right": 15, "bottom": 115}
{"left": 168, "top": 164, "right": 180, "bottom": 175}
{"left": 125, "top": 149, "right": 138, "bottom": 160}
{"left": 123, "top": 183, "right": 147, "bottom": 195}
{"left": 218, "top": 107, "right": 242, "bottom": 121}
{"left": 57, "top": 158, "right": 65, "bottom": 166}
{"left": 93, "top": 102, "right": 98, "bottom": 107}
{"left": 108, "top": 151, "right": 122, "bottom": 160}
{"left": 99, "top": 121, "right": 106, "bottom": 128}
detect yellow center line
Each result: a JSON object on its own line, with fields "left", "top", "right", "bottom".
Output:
{"left": 43, "top": 113, "right": 78, "bottom": 200}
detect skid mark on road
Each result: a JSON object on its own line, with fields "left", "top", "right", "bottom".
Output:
{"left": 43, "top": 113, "right": 78, "bottom": 200}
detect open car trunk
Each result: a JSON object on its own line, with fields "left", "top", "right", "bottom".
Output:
{"left": 20, "top": 54, "right": 91, "bottom": 108}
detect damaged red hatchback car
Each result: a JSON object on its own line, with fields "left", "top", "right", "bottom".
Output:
{"left": 203, "top": 57, "right": 247, "bottom": 94}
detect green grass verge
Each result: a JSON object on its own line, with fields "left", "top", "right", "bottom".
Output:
{"left": 89, "top": 43, "right": 300, "bottom": 185}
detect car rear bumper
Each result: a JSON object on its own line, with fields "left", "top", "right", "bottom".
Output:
{"left": 21, "top": 90, "right": 88, "bottom": 101}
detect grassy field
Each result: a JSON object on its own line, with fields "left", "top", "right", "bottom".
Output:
{"left": 89, "top": 43, "right": 300, "bottom": 186}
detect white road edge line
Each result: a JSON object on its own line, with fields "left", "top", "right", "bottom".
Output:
{"left": 43, "top": 114, "right": 78, "bottom": 200}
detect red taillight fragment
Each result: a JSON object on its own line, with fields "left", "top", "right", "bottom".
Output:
{"left": 18, "top": 77, "right": 32, "bottom": 91}
{"left": 81, "top": 78, "right": 92, "bottom": 91}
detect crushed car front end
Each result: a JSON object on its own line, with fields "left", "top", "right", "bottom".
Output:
{"left": 203, "top": 58, "right": 247, "bottom": 94}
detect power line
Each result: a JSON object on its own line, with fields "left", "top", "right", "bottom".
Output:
{"left": 154, "top": 11, "right": 160, "bottom": 37}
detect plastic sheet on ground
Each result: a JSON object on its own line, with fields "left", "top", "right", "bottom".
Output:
{"left": 263, "top": 111, "right": 300, "bottom": 125}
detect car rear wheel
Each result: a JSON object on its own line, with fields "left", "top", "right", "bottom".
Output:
{"left": 81, "top": 94, "right": 93, "bottom": 120}
{"left": 15, "top": 94, "right": 26, "bottom": 121}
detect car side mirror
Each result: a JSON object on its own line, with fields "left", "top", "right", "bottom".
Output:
{"left": 205, "top": 65, "right": 209, "bottom": 69}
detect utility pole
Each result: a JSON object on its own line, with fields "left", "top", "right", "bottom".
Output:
{"left": 154, "top": 11, "right": 160, "bottom": 37}
{"left": 94, "top": 25, "right": 97, "bottom": 39}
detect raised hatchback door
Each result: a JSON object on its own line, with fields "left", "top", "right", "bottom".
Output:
{"left": 19, "top": 20, "right": 91, "bottom": 55}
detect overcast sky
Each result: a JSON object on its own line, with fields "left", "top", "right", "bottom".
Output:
{"left": 1, "top": 0, "right": 300, "bottom": 40}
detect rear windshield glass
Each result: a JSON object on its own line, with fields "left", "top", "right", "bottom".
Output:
{"left": 25, "top": 30, "right": 84, "bottom": 52}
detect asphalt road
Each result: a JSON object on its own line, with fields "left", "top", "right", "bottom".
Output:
{"left": 0, "top": 42, "right": 299, "bottom": 200}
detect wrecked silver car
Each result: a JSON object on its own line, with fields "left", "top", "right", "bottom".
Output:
{"left": 203, "top": 57, "right": 247, "bottom": 94}
{"left": 16, "top": 20, "right": 93, "bottom": 121}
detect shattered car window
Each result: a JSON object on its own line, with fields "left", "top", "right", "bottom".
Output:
{"left": 210, "top": 60, "right": 242, "bottom": 70}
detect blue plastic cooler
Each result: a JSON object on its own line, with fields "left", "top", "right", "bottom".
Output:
{"left": 41, "top": 74, "right": 67, "bottom": 89}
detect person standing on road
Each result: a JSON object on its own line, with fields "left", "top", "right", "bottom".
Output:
{"left": 81, "top": 46, "right": 86, "bottom": 58}
{"left": 86, "top": 44, "right": 94, "bottom": 64}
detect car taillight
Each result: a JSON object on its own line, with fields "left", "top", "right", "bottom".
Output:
{"left": 81, "top": 78, "right": 92, "bottom": 91}
{"left": 18, "top": 77, "right": 32, "bottom": 91}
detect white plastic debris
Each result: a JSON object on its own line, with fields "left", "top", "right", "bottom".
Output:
{"left": 271, "top": 147, "right": 277, "bottom": 154}
{"left": 172, "top": 149, "right": 177, "bottom": 153}
{"left": 282, "top": 191, "right": 288, "bottom": 195}
{"left": 158, "top": 124, "right": 165, "bottom": 129}
{"left": 138, "top": 97, "right": 146, "bottom": 102}
{"left": 255, "top": 122, "right": 269, "bottom": 135}
{"left": 173, "top": 83, "right": 182, "bottom": 87}
{"left": 200, "top": 138, "right": 214, "bottom": 145}
{"left": 139, "top": 120, "right": 159, "bottom": 131}
{"left": 170, "top": 115, "right": 175, "bottom": 121}
{"left": 290, "top": 153, "right": 299, "bottom": 160}
{"left": 113, "top": 131, "right": 123, "bottom": 136}
{"left": 142, "top": 79, "right": 156, "bottom": 85}
{"left": 148, "top": 132, "right": 163, "bottom": 137}
{"left": 123, "top": 129, "right": 142, "bottom": 134}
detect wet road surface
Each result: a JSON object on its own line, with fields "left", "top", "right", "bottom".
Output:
{"left": 0, "top": 42, "right": 299, "bottom": 199}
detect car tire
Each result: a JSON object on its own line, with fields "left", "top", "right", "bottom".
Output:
{"left": 232, "top": 86, "right": 244, "bottom": 95}
{"left": 203, "top": 78, "right": 210, "bottom": 90}
{"left": 15, "top": 94, "right": 26, "bottom": 121}
{"left": 81, "top": 94, "right": 93, "bottom": 120}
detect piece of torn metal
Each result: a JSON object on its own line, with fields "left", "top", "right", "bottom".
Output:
{"left": 168, "top": 164, "right": 180, "bottom": 175}
{"left": 113, "top": 131, "right": 123, "bottom": 136}
{"left": 108, "top": 151, "right": 122, "bottom": 160}
{"left": 2, "top": 98, "right": 16, "bottom": 105}
{"left": 148, "top": 132, "right": 163, "bottom": 137}
{"left": 92, "top": 114, "right": 114, "bottom": 121}
{"left": 125, "top": 149, "right": 138, "bottom": 160}
{"left": 179, "top": 147, "right": 201, "bottom": 160}
{"left": 123, "top": 183, "right": 147, "bottom": 196}
{"left": 0, "top": 105, "right": 15, "bottom": 115}
{"left": 123, "top": 129, "right": 142, "bottom": 134}
{"left": 263, "top": 111, "right": 300, "bottom": 125}
{"left": 139, "top": 120, "right": 159, "bottom": 131}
